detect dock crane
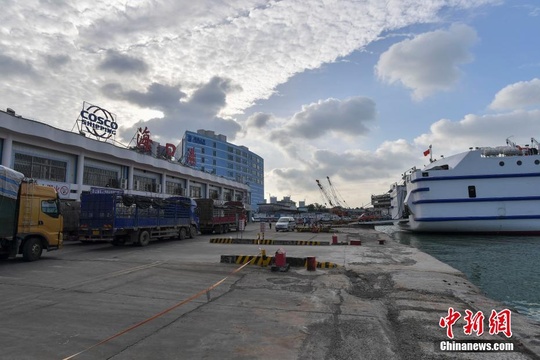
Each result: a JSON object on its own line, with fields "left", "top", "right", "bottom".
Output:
{"left": 326, "top": 176, "right": 350, "bottom": 209}
{"left": 316, "top": 179, "right": 334, "bottom": 207}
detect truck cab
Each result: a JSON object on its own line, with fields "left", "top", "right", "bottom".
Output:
{"left": 16, "top": 182, "right": 64, "bottom": 260}
{"left": 0, "top": 165, "right": 63, "bottom": 261}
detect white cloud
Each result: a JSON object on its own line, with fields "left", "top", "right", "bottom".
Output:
{"left": 0, "top": 0, "right": 506, "bottom": 207}
{"left": 0, "top": 0, "right": 496, "bottom": 133}
{"left": 414, "top": 110, "right": 540, "bottom": 157}
{"left": 375, "top": 24, "right": 478, "bottom": 100}
{"left": 265, "top": 108, "right": 540, "bottom": 207}
{"left": 489, "top": 78, "right": 540, "bottom": 110}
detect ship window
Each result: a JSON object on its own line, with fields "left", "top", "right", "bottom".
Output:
{"left": 468, "top": 186, "right": 476, "bottom": 198}
{"left": 536, "top": 160, "right": 540, "bottom": 165}
{"left": 517, "top": 160, "right": 522, "bottom": 166}
{"left": 499, "top": 161, "right": 505, "bottom": 166}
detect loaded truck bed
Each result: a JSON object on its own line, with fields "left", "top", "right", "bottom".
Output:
{"left": 79, "top": 193, "right": 198, "bottom": 246}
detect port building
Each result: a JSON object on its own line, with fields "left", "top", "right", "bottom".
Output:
{"left": 180, "top": 130, "right": 264, "bottom": 211}
{"left": 0, "top": 107, "right": 252, "bottom": 214}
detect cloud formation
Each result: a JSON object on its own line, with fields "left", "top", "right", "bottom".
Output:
{"left": 376, "top": 24, "right": 478, "bottom": 100}
{"left": 489, "top": 78, "right": 540, "bottom": 110}
{"left": 1, "top": 0, "right": 520, "bottom": 207}
{"left": 98, "top": 50, "right": 149, "bottom": 75}
{"left": 102, "top": 77, "right": 242, "bottom": 145}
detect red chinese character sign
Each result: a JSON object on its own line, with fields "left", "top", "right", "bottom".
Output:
{"left": 186, "top": 147, "right": 196, "bottom": 166}
{"left": 137, "top": 127, "right": 152, "bottom": 153}
{"left": 165, "top": 143, "right": 176, "bottom": 158}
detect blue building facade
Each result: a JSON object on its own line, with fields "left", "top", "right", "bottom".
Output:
{"left": 181, "top": 130, "right": 264, "bottom": 212}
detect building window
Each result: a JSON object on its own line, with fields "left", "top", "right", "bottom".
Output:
{"left": 14, "top": 153, "right": 67, "bottom": 182}
{"left": 190, "top": 186, "right": 201, "bottom": 198}
{"left": 166, "top": 181, "right": 184, "bottom": 195}
{"left": 83, "top": 166, "right": 118, "bottom": 187}
{"left": 133, "top": 175, "right": 158, "bottom": 192}
{"left": 209, "top": 189, "right": 219, "bottom": 199}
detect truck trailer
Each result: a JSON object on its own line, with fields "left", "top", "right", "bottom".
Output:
{"left": 195, "top": 199, "right": 246, "bottom": 234}
{"left": 0, "top": 165, "right": 63, "bottom": 261}
{"left": 79, "top": 192, "right": 198, "bottom": 246}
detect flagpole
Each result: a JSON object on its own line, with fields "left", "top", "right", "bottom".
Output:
{"left": 429, "top": 145, "right": 433, "bottom": 163}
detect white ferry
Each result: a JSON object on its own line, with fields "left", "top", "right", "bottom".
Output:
{"left": 392, "top": 138, "right": 540, "bottom": 234}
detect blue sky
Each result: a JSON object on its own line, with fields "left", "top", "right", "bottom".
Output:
{"left": 1, "top": 1, "right": 540, "bottom": 208}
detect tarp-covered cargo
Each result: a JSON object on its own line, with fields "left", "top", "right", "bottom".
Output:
{"left": 0, "top": 165, "right": 24, "bottom": 238}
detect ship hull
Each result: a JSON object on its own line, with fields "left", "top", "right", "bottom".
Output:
{"left": 399, "top": 144, "right": 540, "bottom": 234}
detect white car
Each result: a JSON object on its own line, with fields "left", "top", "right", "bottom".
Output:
{"left": 275, "top": 216, "right": 296, "bottom": 232}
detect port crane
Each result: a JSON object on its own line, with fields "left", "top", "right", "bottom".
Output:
{"left": 316, "top": 179, "right": 334, "bottom": 207}
{"left": 326, "top": 176, "right": 350, "bottom": 209}
{"left": 316, "top": 177, "right": 349, "bottom": 217}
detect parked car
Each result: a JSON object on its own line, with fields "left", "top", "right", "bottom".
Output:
{"left": 275, "top": 216, "right": 296, "bottom": 232}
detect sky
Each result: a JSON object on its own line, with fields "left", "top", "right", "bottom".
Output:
{"left": 2, "top": 0, "right": 540, "bottom": 209}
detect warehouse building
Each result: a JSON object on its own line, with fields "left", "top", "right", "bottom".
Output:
{"left": 0, "top": 107, "right": 251, "bottom": 214}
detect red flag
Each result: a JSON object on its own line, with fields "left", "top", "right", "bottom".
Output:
{"left": 423, "top": 148, "right": 431, "bottom": 156}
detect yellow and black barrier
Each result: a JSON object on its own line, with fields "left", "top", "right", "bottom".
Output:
{"left": 220, "top": 255, "right": 339, "bottom": 268}
{"left": 235, "top": 255, "right": 273, "bottom": 266}
{"left": 210, "top": 238, "right": 329, "bottom": 246}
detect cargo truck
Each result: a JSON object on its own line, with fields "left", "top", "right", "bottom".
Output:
{"left": 0, "top": 165, "right": 63, "bottom": 261}
{"left": 79, "top": 192, "right": 198, "bottom": 246}
{"left": 195, "top": 199, "right": 246, "bottom": 234}
{"left": 60, "top": 200, "right": 80, "bottom": 241}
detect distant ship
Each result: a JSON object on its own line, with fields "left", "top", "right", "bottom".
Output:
{"left": 391, "top": 138, "right": 540, "bottom": 234}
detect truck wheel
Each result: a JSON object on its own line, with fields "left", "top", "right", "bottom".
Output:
{"left": 23, "top": 238, "right": 43, "bottom": 262}
{"left": 189, "top": 225, "right": 197, "bottom": 238}
{"left": 138, "top": 231, "right": 150, "bottom": 247}
{"left": 179, "top": 228, "right": 187, "bottom": 240}
{"left": 215, "top": 225, "right": 222, "bottom": 234}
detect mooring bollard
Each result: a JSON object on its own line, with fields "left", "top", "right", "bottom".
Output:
{"left": 306, "top": 256, "right": 317, "bottom": 271}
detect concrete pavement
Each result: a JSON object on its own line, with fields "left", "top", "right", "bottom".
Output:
{"left": 1, "top": 223, "right": 539, "bottom": 359}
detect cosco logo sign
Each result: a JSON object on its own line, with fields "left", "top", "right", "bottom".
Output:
{"left": 81, "top": 111, "right": 117, "bottom": 129}
{"left": 79, "top": 102, "right": 118, "bottom": 139}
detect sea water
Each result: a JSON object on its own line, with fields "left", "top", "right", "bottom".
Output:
{"left": 377, "top": 225, "right": 540, "bottom": 322}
